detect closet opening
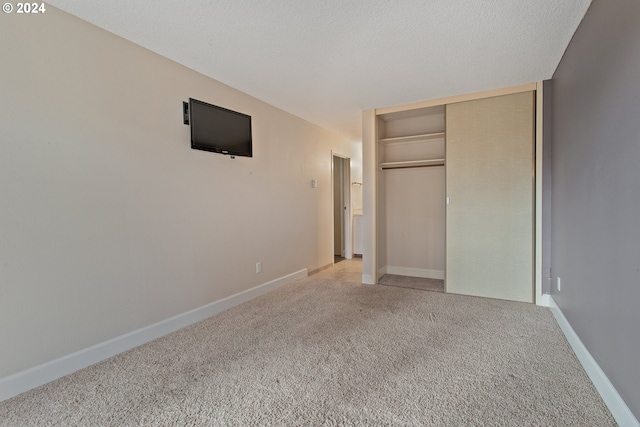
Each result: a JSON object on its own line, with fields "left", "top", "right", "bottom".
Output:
{"left": 376, "top": 105, "right": 446, "bottom": 292}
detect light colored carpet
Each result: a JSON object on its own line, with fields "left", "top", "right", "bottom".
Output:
{"left": 0, "top": 277, "right": 615, "bottom": 426}
{"left": 379, "top": 274, "right": 445, "bottom": 292}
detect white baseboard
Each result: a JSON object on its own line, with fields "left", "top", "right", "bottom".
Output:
{"left": 0, "top": 269, "right": 308, "bottom": 403}
{"left": 385, "top": 266, "right": 445, "bottom": 280}
{"left": 549, "top": 297, "right": 639, "bottom": 427}
{"left": 536, "top": 293, "right": 551, "bottom": 307}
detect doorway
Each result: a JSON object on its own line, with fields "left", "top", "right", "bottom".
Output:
{"left": 332, "top": 153, "right": 351, "bottom": 261}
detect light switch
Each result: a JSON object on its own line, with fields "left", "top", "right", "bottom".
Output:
{"left": 311, "top": 179, "right": 317, "bottom": 188}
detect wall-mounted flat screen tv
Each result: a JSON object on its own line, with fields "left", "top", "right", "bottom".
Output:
{"left": 188, "top": 98, "right": 252, "bottom": 157}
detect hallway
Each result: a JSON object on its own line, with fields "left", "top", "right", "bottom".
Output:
{"left": 312, "top": 257, "right": 363, "bottom": 283}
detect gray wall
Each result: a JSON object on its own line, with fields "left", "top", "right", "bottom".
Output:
{"left": 550, "top": 0, "right": 640, "bottom": 418}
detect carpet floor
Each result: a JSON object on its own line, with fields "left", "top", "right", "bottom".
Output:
{"left": 0, "top": 277, "right": 615, "bottom": 426}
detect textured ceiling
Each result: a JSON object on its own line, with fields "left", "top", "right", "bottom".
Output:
{"left": 47, "top": 0, "right": 591, "bottom": 141}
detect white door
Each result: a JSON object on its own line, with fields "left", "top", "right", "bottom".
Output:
{"left": 333, "top": 155, "right": 344, "bottom": 257}
{"left": 333, "top": 154, "right": 352, "bottom": 259}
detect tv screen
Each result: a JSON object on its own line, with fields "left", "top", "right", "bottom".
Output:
{"left": 189, "top": 98, "right": 252, "bottom": 157}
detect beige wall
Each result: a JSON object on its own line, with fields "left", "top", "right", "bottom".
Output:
{"left": 0, "top": 7, "right": 361, "bottom": 377}
{"left": 384, "top": 167, "right": 445, "bottom": 274}
{"left": 361, "top": 110, "right": 378, "bottom": 284}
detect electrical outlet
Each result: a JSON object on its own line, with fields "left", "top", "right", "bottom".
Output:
{"left": 557, "top": 276, "right": 561, "bottom": 292}
{"left": 256, "top": 262, "right": 262, "bottom": 274}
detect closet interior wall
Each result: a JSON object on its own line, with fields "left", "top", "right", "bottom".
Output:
{"left": 377, "top": 106, "right": 446, "bottom": 281}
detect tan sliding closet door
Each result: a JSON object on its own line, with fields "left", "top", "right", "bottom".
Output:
{"left": 446, "top": 91, "right": 534, "bottom": 302}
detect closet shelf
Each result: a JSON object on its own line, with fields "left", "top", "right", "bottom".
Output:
{"left": 379, "top": 159, "right": 445, "bottom": 170}
{"left": 378, "top": 132, "right": 445, "bottom": 145}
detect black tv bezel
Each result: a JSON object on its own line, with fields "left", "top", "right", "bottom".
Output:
{"left": 189, "top": 98, "right": 253, "bottom": 158}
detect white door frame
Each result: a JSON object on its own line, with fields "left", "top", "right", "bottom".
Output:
{"left": 332, "top": 152, "right": 352, "bottom": 260}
